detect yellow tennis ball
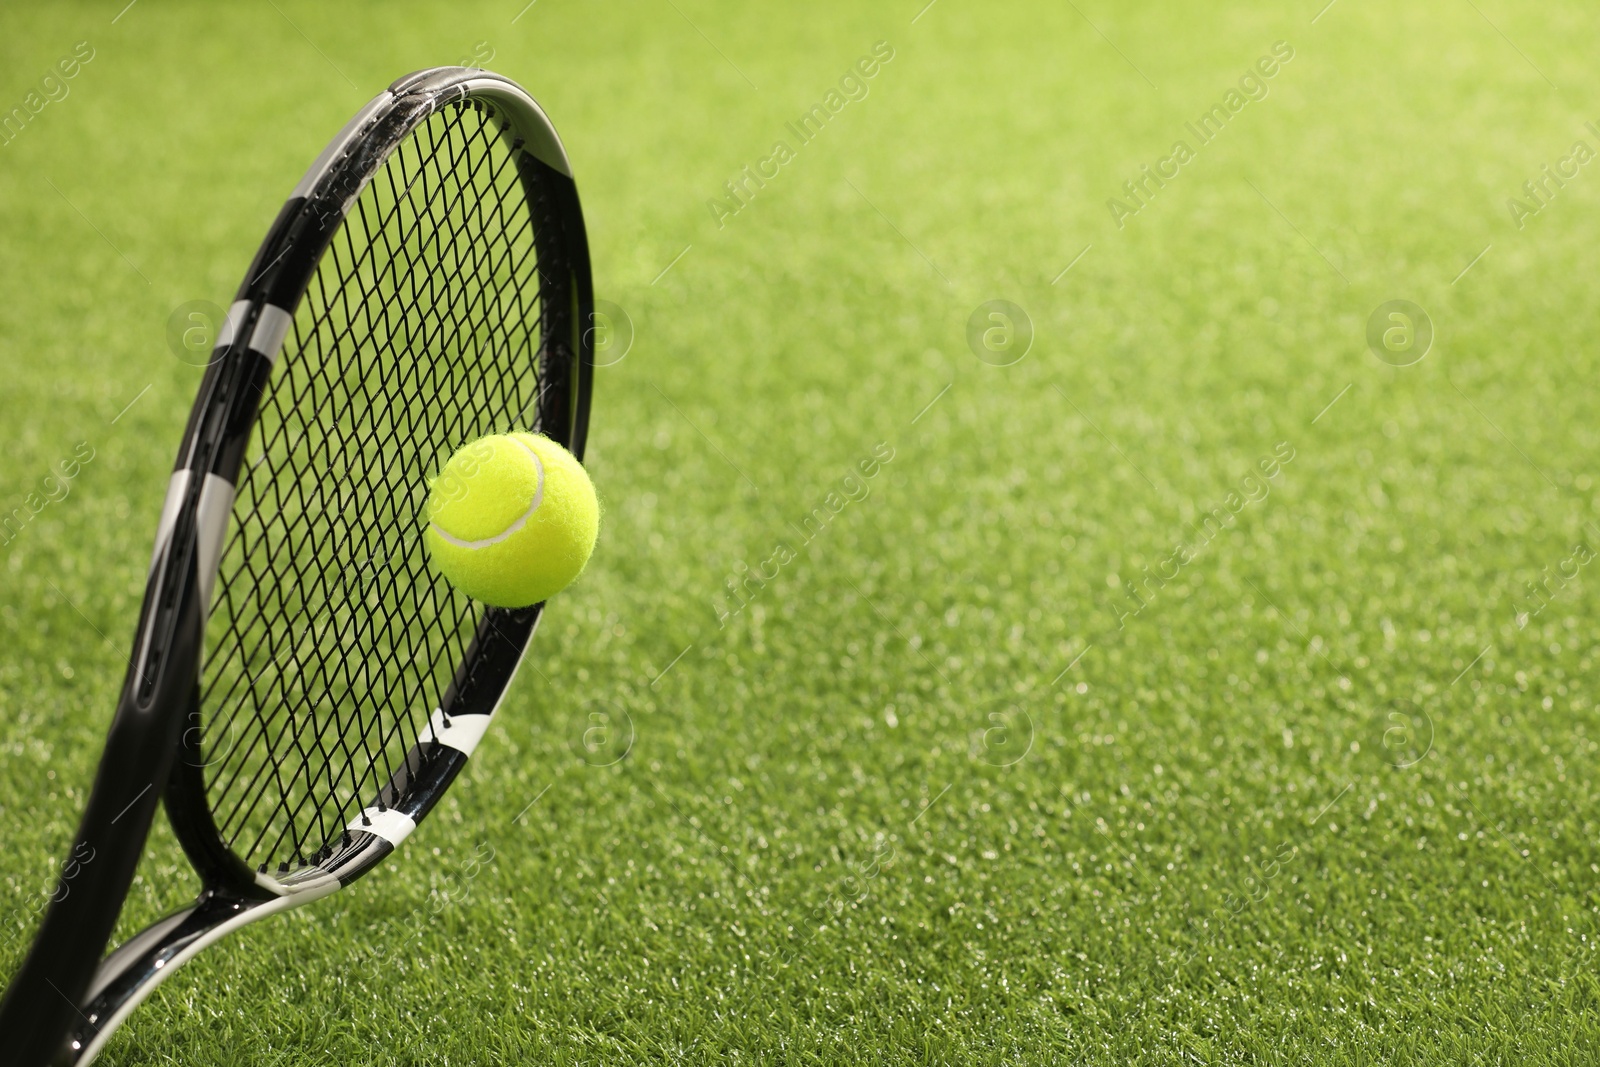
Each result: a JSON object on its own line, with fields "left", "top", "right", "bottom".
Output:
{"left": 424, "top": 432, "right": 599, "bottom": 608}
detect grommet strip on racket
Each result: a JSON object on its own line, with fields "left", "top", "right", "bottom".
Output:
{"left": 0, "top": 66, "right": 593, "bottom": 1066}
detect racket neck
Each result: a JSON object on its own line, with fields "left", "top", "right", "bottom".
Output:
{"left": 0, "top": 577, "right": 203, "bottom": 1066}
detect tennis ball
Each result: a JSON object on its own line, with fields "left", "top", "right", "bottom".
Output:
{"left": 423, "top": 432, "right": 599, "bottom": 608}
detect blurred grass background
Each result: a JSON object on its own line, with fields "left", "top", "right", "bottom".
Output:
{"left": 3, "top": 0, "right": 1600, "bottom": 1063}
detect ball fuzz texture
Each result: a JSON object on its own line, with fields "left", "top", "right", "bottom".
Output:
{"left": 424, "top": 433, "right": 599, "bottom": 608}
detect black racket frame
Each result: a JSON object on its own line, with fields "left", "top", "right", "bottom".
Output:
{"left": 0, "top": 66, "right": 592, "bottom": 1066}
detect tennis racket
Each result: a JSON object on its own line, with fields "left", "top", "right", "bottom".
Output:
{"left": 0, "top": 66, "right": 593, "bottom": 1065}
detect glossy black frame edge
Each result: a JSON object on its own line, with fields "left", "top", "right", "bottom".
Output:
{"left": 0, "top": 67, "right": 593, "bottom": 1067}
{"left": 0, "top": 291, "right": 263, "bottom": 1067}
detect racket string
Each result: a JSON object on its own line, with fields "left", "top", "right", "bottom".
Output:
{"left": 201, "top": 99, "right": 552, "bottom": 872}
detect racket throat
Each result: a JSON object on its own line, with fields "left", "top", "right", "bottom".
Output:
{"left": 64, "top": 886, "right": 329, "bottom": 1066}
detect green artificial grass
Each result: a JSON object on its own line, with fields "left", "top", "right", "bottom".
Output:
{"left": 4, "top": 0, "right": 1600, "bottom": 1063}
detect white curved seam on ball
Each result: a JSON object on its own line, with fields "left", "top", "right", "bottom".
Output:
{"left": 429, "top": 438, "right": 546, "bottom": 549}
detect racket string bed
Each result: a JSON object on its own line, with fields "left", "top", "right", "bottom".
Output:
{"left": 201, "top": 99, "right": 546, "bottom": 876}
